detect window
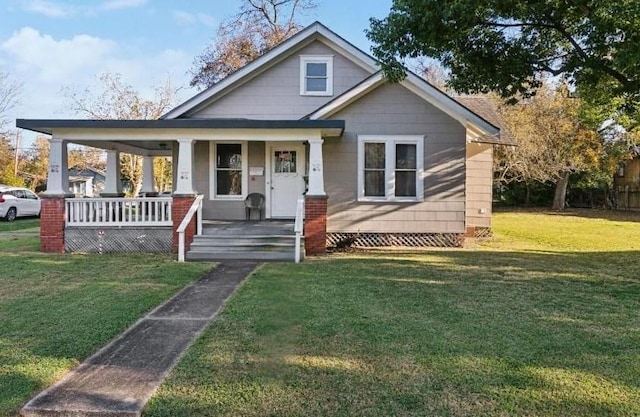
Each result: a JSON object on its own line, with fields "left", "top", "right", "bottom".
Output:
{"left": 274, "top": 150, "right": 298, "bottom": 173}
{"left": 211, "top": 142, "right": 248, "bottom": 199}
{"left": 357, "top": 135, "right": 424, "bottom": 202}
{"left": 300, "top": 55, "right": 333, "bottom": 96}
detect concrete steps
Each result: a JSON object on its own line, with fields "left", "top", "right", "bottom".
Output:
{"left": 186, "top": 224, "right": 304, "bottom": 262}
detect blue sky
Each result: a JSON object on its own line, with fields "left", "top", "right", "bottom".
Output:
{"left": 0, "top": 0, "right": 393, "bottom": 147}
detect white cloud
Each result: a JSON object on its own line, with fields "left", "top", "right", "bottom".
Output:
{"left": 173, "top": 10, "right": 196, "bottom": 26}
{"left": 196, "top": 13, "right": 217, "bottom": 28}
{"left": 2, "top": 27, "right": 116, "bottom": 83}
{"left": 22, "top": 0, "right": 74, "bottom": 17}
{"left": 100, "top": 0, "right": 148, "bottom": 11}
{"left": 0, "top": 26, "right": 196, "bottom": 131}
{"left": 173, "top": 10, "right": 217, "bottom": 28}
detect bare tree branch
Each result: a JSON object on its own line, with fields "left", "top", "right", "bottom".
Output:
{"left": 190, "top": 0, "right": 318, "bottom": 88}
{"left": 0, "top": 71, "right": 21, "bottom": 136}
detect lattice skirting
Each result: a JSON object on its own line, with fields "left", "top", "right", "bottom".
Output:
{"left": 474, "top": 227, "right": 493, "bottom": 239}
{"left": 327, "top": 232, "right": 465, "bottom": 248}
{"left": 65, "top": 227, "right": 172, "bottom": 253}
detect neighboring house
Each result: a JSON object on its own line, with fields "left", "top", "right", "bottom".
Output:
{"left": 613, "top": 146, "right": 640, "bottom": 209}
{"left": 17, "top": 22, "right": 513, "bottom": 258}
{"left": 68, "top": 168, "right": 105, "bottom": 197}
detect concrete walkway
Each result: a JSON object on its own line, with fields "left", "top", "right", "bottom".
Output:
{"left": 21, "top": 261, "right": 258, "bottom": 417}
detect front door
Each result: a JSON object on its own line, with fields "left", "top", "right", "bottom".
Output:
{"left": 269, "top": 143, "right": 305, "bottom": 218}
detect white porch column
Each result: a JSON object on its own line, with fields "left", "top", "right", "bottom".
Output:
{"left": 141, "top": 155, "right": 156, "bottom": 194}
{"left": 44, "top": 137, "right": 69, "bottom": 195}
{"left": 102, "top": 150, "right": 123, "bottom": 196}
{"left": 174, "top": 139, "right": 196, "bottom": 195}
{"left": 307, "top": 138, "right": 325, "bottom": 196}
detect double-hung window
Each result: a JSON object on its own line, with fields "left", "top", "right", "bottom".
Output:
{"left": 357, "top": 135, "right": 424, "bottom": 202}
{"left": 211, "top": 142, "right": 248, "bottom": 199}
{"left": 300, "top": 55, "right": 333, "bottom": 96}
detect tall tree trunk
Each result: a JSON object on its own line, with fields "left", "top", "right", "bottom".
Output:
{"left": 524, "top": 182, "right": 532, "bottom": 206}
{"left": 552, "top": 172, "right": 570, "bottom": 210}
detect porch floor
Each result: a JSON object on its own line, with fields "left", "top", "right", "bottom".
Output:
{"left": 201, "top": 220, "right": 295, "bottom": 236}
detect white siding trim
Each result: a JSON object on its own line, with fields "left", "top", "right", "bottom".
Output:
{"left": 299, "top": 55, "right": 334, "bottom": 96}
{"left": 401, "top": 73, "right": 500, "bottom": 137}
{"left": 307, "top": 72, "right": 385, "bottom": 119}
{"left": 209, "top": 141, "right": 248, "bottom": 201}
{"left": 357, "top": 135, "right": 425, "bottom": 203}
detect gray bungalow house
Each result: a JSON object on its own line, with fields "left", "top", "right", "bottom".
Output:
{"left": 17, "top": 21, "right": 510, "bottom": 261}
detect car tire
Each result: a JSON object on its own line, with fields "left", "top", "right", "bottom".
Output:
{"left": 5, "top": 207, "right": 17, "bottom": 222}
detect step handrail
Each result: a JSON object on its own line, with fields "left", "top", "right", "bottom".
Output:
{"left": 177, "top": 194, "right": 204, "bottom": 262}
{"left": 294, "top": 197, "right": 304, "bottom": 263}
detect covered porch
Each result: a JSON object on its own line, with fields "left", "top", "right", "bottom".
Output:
{"left": 17, "top": 118, "right": 344, "bottom": 260}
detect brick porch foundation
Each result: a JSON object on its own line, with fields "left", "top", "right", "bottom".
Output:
{"left": 40, "top": 196, "right": 66, "bottom": 253}
{"left": 304, "top": 195, "right": 328, "bottom": 255}
{"left": 172, "top": 196, "right": 196, "bottom": 253}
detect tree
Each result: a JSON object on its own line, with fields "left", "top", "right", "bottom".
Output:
{"left": 412, "top": 58, "right": 450, "bottom": 92}
{"left": 0, "top": 71, "right": 20, "bottom": 136}
{"left": 0, "top": 137, "right": 25, "bottom": 186}
{"left": 367, "top": 1, "right": 640, "bottom": 128}
{"left": 0, "top": 70, "right": 22, "bottom": 185}
{"left": 190, "top": 0, "right": 317, "bottom": 89}
{"left": 64, "top": 73, "right": 178, "bottom": 196}
{"left": 21, "top": 136, "right": 50, "bottom": 190}
{"left": 495, "top": 83, "right": 602, "bottom": 209}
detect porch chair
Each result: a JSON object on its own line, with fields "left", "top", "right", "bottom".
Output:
{"left": 244, "top": 193, "right": 265, "bottom": 220}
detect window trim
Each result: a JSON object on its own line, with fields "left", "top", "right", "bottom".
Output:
{"left": 209, "top": 141, "right": 248, "bottom": 201}
{"left": 299, "top": 55, "right": 334, "bottom": 96}
{"left": 357, "top": 135, "right": 424, "bottom": 202}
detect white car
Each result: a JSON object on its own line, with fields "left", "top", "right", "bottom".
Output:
{"left": 0, "top": 185, "right": 41, "bottom": 222}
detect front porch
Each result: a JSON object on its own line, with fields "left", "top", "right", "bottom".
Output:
{"left": 18, "top": 118, "right": 342, "bottom": 261}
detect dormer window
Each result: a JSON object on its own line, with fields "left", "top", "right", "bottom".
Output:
{"left": 300, "top": 55, "right": 333, "bottom": 96}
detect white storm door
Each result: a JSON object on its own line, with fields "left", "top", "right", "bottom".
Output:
{"left": 269, "top": 144, "right": 305, "bottom": 218}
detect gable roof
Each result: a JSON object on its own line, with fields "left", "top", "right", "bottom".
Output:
{"left": 306, "top": 70, "right": 504, "bottom": 143}
{"left": 455, "top": 96, "right": 515, "bottom": 145}
{"left": 161, "top": 21, "right": 505, "bottom": 143}
{"left": 162, "top": 21, "right": 379, "bottom": 120}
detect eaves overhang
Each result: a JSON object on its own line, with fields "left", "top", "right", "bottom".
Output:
{"left": 16, "top": 118, "right": 346, "bottom": 138}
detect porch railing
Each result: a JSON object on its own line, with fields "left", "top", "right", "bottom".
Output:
{"left": 294, "top": 197, "right": 305, "bottom": 263}
{"left": 177, "top": 194, "right": 204, "bottom": 262}
{"left": 66, "top": 197, "right": 173, "bottom": 227}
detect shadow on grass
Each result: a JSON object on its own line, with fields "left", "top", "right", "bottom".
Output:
{"left": 144, "top": 250, "right": 640, "bottom": 416}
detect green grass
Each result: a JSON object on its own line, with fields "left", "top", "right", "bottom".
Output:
{"left": 0, "top": 218, "right": 41, "bottom": 232}
{"left": 145, "top": 209, "right": 640, "bottom": 417}
{"left": 0, "top": 227, "right": 213, "bottom": 416}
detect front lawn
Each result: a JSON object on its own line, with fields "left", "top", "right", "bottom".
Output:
{"left": 145, "top": 209, "right": 640, "bottom": 417}
{"left": 0, "top": 227, "right": 212, "bottom": 416}
{"left": 0, "top": 218, "right": 40, "bottom": 232}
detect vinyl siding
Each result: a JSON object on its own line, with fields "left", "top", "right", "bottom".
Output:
{"left": 465, "top": 143, "right": 493, "bottom": 228}
{"left": 325, "top": 82, "right": 467, "bottom": 234}
{"left": 193, "top": 141, "right": 266, "bottom": 220}
{"left": 191, "top": 41, "right": 371, "bottom": 120}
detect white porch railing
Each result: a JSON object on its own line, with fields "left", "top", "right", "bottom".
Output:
{"left": 177, "top": 194, "right": 204, "bottom": 262}
{"left": 66, "top": 197, "right": 173, "bottom": 227}
{"left": 294, "top": 197, "right": 305, "bottom": 263}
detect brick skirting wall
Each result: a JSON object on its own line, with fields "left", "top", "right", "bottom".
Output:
{"left": 304, "top": 195, "right": 328, "bottom": 255}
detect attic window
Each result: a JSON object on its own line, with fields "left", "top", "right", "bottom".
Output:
{"left": 300, "top": 55, "right": 333, "bottom": 96}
